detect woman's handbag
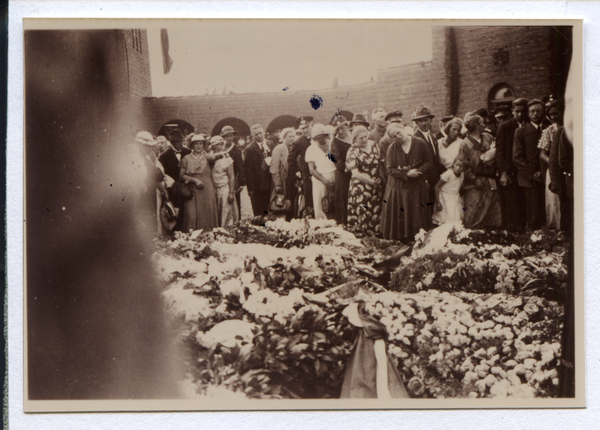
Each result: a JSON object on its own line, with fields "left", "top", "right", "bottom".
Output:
{"left": 322, "top": 189, "right": 336, "bottom": 215}
{"left": 180, "top": 182, "right": 194, "bottom": 200}
{"left": 269, "top": 193, "right": 292, "bottom": 214}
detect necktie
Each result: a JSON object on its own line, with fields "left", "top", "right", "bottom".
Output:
{"left": 428, "top": 134, "right": 436, "bottom": 157}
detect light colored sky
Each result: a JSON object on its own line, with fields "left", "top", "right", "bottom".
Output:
{"left": 147, "top": 20, "right": 432, "bottom": 97}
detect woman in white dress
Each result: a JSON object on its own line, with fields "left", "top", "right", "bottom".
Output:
{"left": 305, "top": 124, "right": 336, "bottom": 220}
{"left": 209, "top": 135, "right": 239, "bottom": 227}
{"left": 433, "top": 118, "right": 465, "bottom": 225}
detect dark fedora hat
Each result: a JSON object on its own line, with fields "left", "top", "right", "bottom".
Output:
{"left": 440, "top": 115, "right": 455, "bottom": 123}
{"left": 411, "top": 106, "right": 435, "bottom": 121}
{"left": 385, "top": 110, "right": 404, "bottom": 122}
{"left": 349, "top": 113, "right": 370, "bottom": 128}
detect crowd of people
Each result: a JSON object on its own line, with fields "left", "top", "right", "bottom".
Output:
{"left": 132, "top": 96, "right": 573, "bottom": 244}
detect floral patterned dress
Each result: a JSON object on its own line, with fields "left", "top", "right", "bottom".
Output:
{"left": 346, "top": 142, "right": 384, "bottom": 237}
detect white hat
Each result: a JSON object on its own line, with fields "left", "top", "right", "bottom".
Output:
{"left": 323, "top": 125, "right": 335, "bottom": 136}
{"left": 134, "top": 131, "right": 156, "bottom": 146}
{"left": 210, "top": 135, "right": 225, "bottom": 146}
{"left": 311, "top": 123, "right": 329, "bottom": 139}
{"left": 279, "top": 127, "right": 295, "bottom": 141}
{"left": 191, "top": 133, "right": 209, "bottom": 142}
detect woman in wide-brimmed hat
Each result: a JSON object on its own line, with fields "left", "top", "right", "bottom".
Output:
{"left": 180, "top": 134, "right": 219, "bottom": 232}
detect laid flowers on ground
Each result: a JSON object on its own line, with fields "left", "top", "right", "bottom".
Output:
{"left": 155, "top": 219, "right": 565, "bottom": 399}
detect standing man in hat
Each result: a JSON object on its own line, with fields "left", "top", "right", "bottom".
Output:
{"left": 158, "top": 128, "right": 192, "bottom": 232}
{"left": 221, "top": 125, "right": 246, "bottom": 216}
{"left": 330, "top": 115, "right": 353, "bottom": 225}
{"left": 349, "top": 113, "right": 370, "bottom": 131}
{"left": 245, "top": 124, "right": 275, "bottom": 216}
{"left": 494, "top": 106, "right": 513, "bottom": 124}
{"left": 513, "top": 99, "right": 549, "bottom": 230}
{"left": 496, "top": 98, "right": 529, "bottom": 231}
{"left": 435, "top": 115, "right": 455, "bottom": 141}
{"left": 412, "top": 106, "right": 442, "bottom": 218}
{"left": 368, "top": 109, "right": 387, "bottom": 145}
{"left": 287, "top": 116, "right": 314, "bottom": 218}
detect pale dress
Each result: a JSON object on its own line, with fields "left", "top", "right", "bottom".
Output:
{"left": 211, "top": 155, "right": 239, "bottom": 227}
{"left": 433, "top": 168, "right": 464, "bottom": 225}
{"left": 305, "top": 143, "right": 336, "bottom": 220}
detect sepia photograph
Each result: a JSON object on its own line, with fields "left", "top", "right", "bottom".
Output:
{"left": 22, "top": 18, "right": 584, "bottom": 412}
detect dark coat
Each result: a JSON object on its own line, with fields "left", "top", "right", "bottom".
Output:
{"left": 286, "top": 135, "right": 312, "bottom": 198}
{"left": 330, "top": 137, "right": 352, "bottom": 225}
{"left": 228, "top": 144, "right": 246, "bottom": 188}
{"left": 158, "top": 146, "right": 191, "bottom": 181}
{"left": 513, "top": 122, "right": 546, "bottom": 187}
{"left": 413, "top": 128, "right": 442, "bottom": 189}
{"left": 495, "top": 118, "right": 522, "bottom": 177}
{"left": 244, "top": 140, "right": 275, "bottom": 194}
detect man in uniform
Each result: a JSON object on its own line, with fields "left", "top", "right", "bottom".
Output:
{"left": 286, "top": 116, "right": 314, "bottom": 218}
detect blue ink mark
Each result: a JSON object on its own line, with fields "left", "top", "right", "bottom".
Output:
{"left": 283, "top": 87, "right": 289, "bottom": 91}
{"left": 327, "top": 151, "right": 337, "bottom": 163}
{"left": 310, "top": 94, "right": 323, "bottom": 110}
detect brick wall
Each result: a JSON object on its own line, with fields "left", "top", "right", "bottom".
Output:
{"left": 122, "top": 29, "right": 152, "bottom": 98}
{"left": 452, "top": 26, "right": 552, "bottom": 116}
{"left": 117, "top": 30, "right": 154, "bottom": 138}
{"left": 146, "top": 26, "right": 563, "bottom": 137}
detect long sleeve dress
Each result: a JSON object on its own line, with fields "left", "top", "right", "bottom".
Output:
{"left": 380, "top": 136, "right": 432, "bottom": 242}
{"left": 456, "top": 136, "right": 501, "bottom": 228}
{"left": 180, "top": 152, "right": 218, "bottom": 232}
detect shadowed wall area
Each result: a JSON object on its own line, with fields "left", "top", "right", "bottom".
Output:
{"left": 25, "top": 30, "right": 180, "bottom": 400}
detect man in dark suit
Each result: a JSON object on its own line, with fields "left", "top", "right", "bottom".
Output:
{"left": 158, "top": 129, "right": 191, "bottom": 231}
{"left": 286, "top": 116, "right": 314, "bottom": 218}
{"left": 330, "top": 115, "right": 353, "bottom": 225}
{"left": 411, "top": 106, "right": 442, "bottom": 216}
{"left": 496, "top": 98, "right": 528, "bottom": 231}
{"left": 221, "top": 125, "right": 246, "bottom": 216}
{"left": 513, "top": 99, "right": 548, "bottom": 230}
{"left": 244, "top": 123, "right": 275, "bottom": 216}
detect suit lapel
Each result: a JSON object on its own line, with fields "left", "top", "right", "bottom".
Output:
{"left": 415, "top": 129, "right": 437, "bottom": 159}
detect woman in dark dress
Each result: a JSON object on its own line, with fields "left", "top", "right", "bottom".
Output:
{"left": 380, "top": 124, "right": 432, "bottom": 242}
{"left": 179, "top": 135, "right": 219, "bottom": 233}
{"left": 346, "top": 126, "right": 385, "bottom": 237}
